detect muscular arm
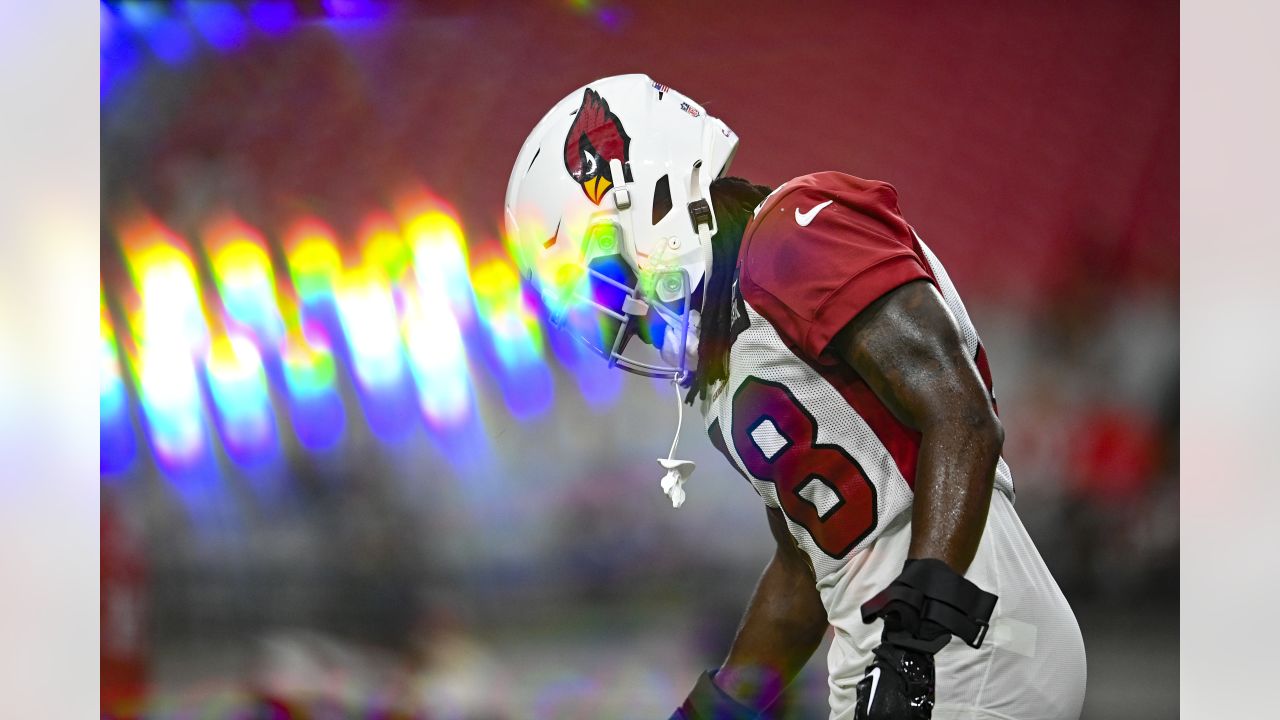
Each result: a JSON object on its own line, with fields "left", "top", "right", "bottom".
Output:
{"left": 830, "top": 279, "right": 1003, "bottom": 573}
{"left": 713, "top": 507, "right": 829, "bottom": 710}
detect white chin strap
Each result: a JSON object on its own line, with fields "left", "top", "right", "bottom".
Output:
{"left": 656, "top": 143, "right": 720, "bottom": 508}
{"left": 688, "top": 153, "right": 717, "bottom": 315}
{"left": 657, "top": 380, "right": 695, "bottom": 508}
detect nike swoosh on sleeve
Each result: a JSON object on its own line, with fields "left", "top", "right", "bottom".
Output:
{"left": 795, "top": 200, "right": 834, "bottom": 226}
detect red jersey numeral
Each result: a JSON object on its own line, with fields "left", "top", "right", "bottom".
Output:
{"left": 727, "top": 377, "right": 877, "bottom": 558}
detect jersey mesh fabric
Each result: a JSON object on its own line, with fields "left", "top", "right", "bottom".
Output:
{"left": 705, "top": 297, "right": 918, "bottom": 580}
{"left": 703, "top": 245, "right": 1014, "bottom": 581}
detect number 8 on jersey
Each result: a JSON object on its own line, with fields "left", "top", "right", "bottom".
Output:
{"left": 730, "top": 377, "right": 878, "bottom": 559}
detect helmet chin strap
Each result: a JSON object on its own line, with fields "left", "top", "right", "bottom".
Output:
{"left": 698, "top": 224, "right": 714, "bottom": 315}
{"left": 687, "top": 146, "right": 717, "bottom": 316}
{"left": 656, "top": 137, "right": 718, "bottom": 509}
{"left": 608, "top": 158, "right": 639, "bottom": 266}
{"left": 657, "top": 379, "right": 696, "bottom": 508}
{"left": 611, "top": 139, "right": 716, "bottom": 508}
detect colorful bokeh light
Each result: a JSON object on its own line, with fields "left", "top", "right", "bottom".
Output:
{"left": 401, "top": 282, "right": 473, "bottom": 430}
{"left": 104, "top": 187, "right": 646, "bottom": 477}
{"left": 335, "top": 265, "right": 419, "bottom": 441}
{"left": 207, "top": 216, "right": 286, "bottom": 349}
{"left": 247, "top": 0, "right": 297, "bottom": 36}
{"left": 285, "top": 218, "right": 344, "bottom": 307}
{"left": 471, "top": 256, "right": 555, "bottom": 420}
{"left": 204, "top": 334, "right": 277, "bottom": 466}
{"left": 281, "top": 330, "right": 345, "bottom": 451}
{"left": 137, "top": 342, "right": 208, "bottom": 473}
{"left": 402, "top": 198, "right": 476, "bottom": 329}
{"left": 472, "top": 259, "right": 545, "bottom": 369}
{"left": 183, "top": 0, "right": 249, "bottom": 53}
{"left": 101, "top": 296, "right": 136, "bottom": 474}
{"left": 118, "top": 214, "right": 215, "bottom": 474}
{"left": 282, "top": 331, "right": 338, "bottom": 402}
{"left": 122, "top": 221, "right": 211, "bottom": 357}
{"left": 336, "top": 268, "right": 408, "bottom": 394}
{"left": 117, "top": 1, "right": 197, "bottom": 65}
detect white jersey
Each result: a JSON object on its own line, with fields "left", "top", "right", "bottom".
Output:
{"left": 698, "top": 172, "right": 1082, "bottom": 719}
{"left": 700, "top": 172, "right": 1014, "bottom": 582}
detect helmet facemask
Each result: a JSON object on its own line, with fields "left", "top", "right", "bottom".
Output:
{"left": 561, "top": 148, "right": 721, "bottom": 383}
{"left": 548, "top": 218, "right": 697, "bottom": 382}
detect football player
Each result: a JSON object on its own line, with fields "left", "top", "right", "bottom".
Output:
{"left": 505, "top": 74, "right": 1086, "bottom": 720}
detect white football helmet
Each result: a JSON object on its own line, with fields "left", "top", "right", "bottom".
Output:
{"left": 504, "top": 74, "right": 738, "bottom": 382}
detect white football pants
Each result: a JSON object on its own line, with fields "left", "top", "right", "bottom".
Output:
{"left": 818, "top": 490, "right": 1087, "bottom": 720}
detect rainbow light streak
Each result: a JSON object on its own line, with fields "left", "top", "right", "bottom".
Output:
{"left": 371, "top": 210, "right": 481, "bottom": 427}
{"left": 404, "top": 208, "right": 476, "bottom": 329}
{"left": 281, "top": 332, "right": 345, "bottom": 450}
{"left": 119, "top": 216, "right": 214, "bottom": 474}
{"left": 136, "top": 342, "right": 208, "bottom": 472}
{"left": 401, "top": 282, "right": 473, "bottom": 429}
{"left": 471, "top": 257, "right": 554, "bottom": 419}
{"left": 285, "top": 219, "right": 343, "bottom": 307}
{"left": 204, "top": 334, "right": 277, "bottom": 466}
{"left": 208, "top": 219, "right": 286, "bottom": 349}
{"left": 101, "top": 300, "right": 136, "bottom": 474}
{"left": 519, "top": 253, "right": 626, "bottom": 409}
{"left": 102, "top": 182, "right": 653, "bottom": 473}
{"left": 336, "top": 269, "right": 409, "bottom": 394}
{"left": 472, "top": 259, "right": 546, "bottom": 369}
{"left": 314, "top": 220, "right": 420, "bottom": 441}
{"left": 273, "top": 262, "right": 344, "bottom": 450}
{"left": 503, "top": 207, "right": 593, "bottom": 327}
{"left": 282, "top": 332, "right": 338, "bottom": 401}
{"left": 334, "top": 288, "right": 420, "bottom": 440}
{"left": 545, "top": 318, "right": 625, "bottom": 411}
{"left": 282, "top": 219, "right": 348, "bottom": 399}
{"left": 361, "top": 214, "right": 415, "bottom": 285}
{"left": 123, "top": 226, "right": 211, "bottom": 357}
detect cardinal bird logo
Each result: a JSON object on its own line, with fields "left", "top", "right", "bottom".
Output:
{"left": 564, "top": 88, "right": 631, "bottom": 205}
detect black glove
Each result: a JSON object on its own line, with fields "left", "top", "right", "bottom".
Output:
{"left": 854, "top": 643, "right": 935, "bottom": 720}
{"left": 853, "top": 559, "right": 998, "bottom": 720}
{"left": 670, "top": 670, "right": 759, "bottom": 720}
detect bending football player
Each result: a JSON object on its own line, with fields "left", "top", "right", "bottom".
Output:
{"left": 505, "top": 74, "right": 1087, "bottom": 720}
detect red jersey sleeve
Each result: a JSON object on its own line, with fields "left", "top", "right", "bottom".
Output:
{"left": 737, "top": 172, "right": 933, "bottom": 363}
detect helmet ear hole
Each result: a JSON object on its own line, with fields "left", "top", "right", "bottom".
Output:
{"left": 651, "top": 174, "right": 672, "bottom": 225}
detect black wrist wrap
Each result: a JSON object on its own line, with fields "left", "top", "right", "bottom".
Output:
{"left": 672, "top": 669, "right": 759, "bottom": 720}
{"left": 860, "top": 558, "right": 998, "bottom": 654}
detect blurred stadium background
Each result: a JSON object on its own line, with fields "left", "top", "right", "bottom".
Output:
{"left": 99, "top": 2, "right": 1178, "bottom": 718}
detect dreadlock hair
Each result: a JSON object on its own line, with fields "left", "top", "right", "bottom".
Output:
{"left": 686, "top": 176, "right": 773, "bottom": 405}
